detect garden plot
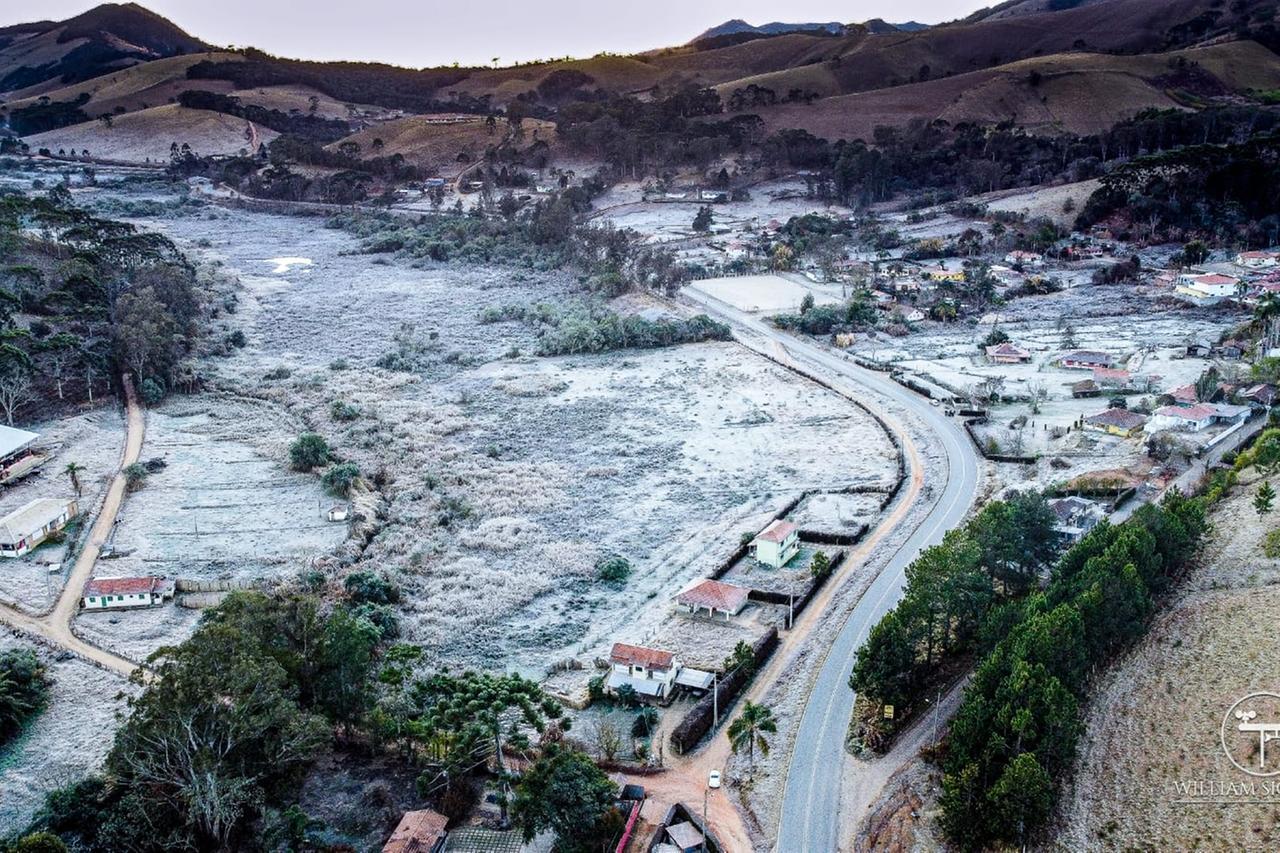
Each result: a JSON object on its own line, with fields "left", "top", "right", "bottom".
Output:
{"left": 0, "top": 407, "right": 125, "bottom": 612}
{"left": 787, "top": 491, "right": 885, "bottom": 535}
{"left": 651, "top": 607, "right": 775, "bottom": 673}
{"left": 0, "top": 630, "right": 137, "bottom": 835}
{"left": 688, "top": 274, "right": 840, "bottom": 314}
{"left": 99, "top": 400, "right": 345, "bottom": 574}
{"left": 719, "top": 545, "right": 838, "bottom": 599}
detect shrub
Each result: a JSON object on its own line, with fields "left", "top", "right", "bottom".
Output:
{"left": 614, "top": 684, "right": 639, "bottom": 709}
{"left": 322, "top": 462, "right": 360, "bottom": 496}
{"left": 289, "top": 433, "right": 330, "bottom": 470}
{"left": 596, "top": 555, "right": 632, "bottom": 584}
{"left": 329, "top": 401, "right": 360, "bottom": 422}
{"left": 264, "top": 367, "right": 292, "bottom": 380}
{"left": 328, "top": 359, "right": 349, "bottom": 371}
{"left": 139, "top": 377, "right": 165, "bottom": 406}
{"left": 122, "top": 463, "right": 148, "bottom": 491}
{"left": 810, "top": 550, "right": 832, "bottom": 580}
{"left": 1265, "top": 529, "right": 1280, "bottom": 559}
{"left": 632, "top": 707, "right": 660, "bottom": 737}
{"left": 344, "top": 571, "right": 400, "bottom": 605}
{"left": 226, "top": 330, "right": 247, "bottom": 348}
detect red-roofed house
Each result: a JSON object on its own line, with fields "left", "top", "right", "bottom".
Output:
{"left": 81, "top": 576, "right": 175, "bottom": 610}
{"left": 607, "top": 642, "right": 679, "bottom": 699}
{"left": 383, "top": 809, "right": 448, "bottom": 853}
{"left": 1060, "top": 351, "right": 1116, "bottom": 370}
{"left": 1237, "top": 250, "right": 1280, "bottom": 269}
{"left": 1092, "top": 367, "right": 1131, "bottom": 387}
{"left": 676, "top": 579, "right": 750, "bottom": 618}
{"left": 752, "top": 519, "right": 799, "bottom": 568}
{"left": 985, "top": 342, "right": 1031, "bottom": 364}
{"left": 1149, "top": 404, "right": 1218, "bottom": 432}
{"left": 1169, "top": 384, "right": 1198, "bottom": 405}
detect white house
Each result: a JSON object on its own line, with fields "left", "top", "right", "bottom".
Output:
{"left": 1004, "top": 250, "right": 1043, "bottom": 267}
{"left": 0, "top": 425, "right": 41, "bottom": 484}
{"left": 0, "top": 497, "right": 79, "bottom": 558}
{"left": 1147, "top": 403, "right": 1247, "bottom": 433}
{"left": 81, "top": 576, "right": 175, "bottom": 610}
{"left": 606, "top": 642, "right": 679, "bottom": 700}
{"left": 752, "top": 519, "right": 799, "bottom": 568}
{"left": 1236, "top": 250, "right": 1280, "bottom": 270}
{"left": 1176, "top": 273, "right": 1240, "bottom": 301}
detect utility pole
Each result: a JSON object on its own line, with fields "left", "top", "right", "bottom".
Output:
{"left": 713, "top": 672, "right": 719, "bottom": 730}
{"left": 702, "top": 786, "right": 709, "bottom": 853}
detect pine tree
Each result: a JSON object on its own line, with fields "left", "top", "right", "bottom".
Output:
{"left": 1256, "top": 480, "right": 1275, "bottom": 517}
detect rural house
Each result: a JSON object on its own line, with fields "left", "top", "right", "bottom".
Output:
{"left": 1242, "top": 384, "right": 1278, "bottom": 408}
{"left": 1083, "top": 409, "right": 1148, "bottom": 438}
{"left": 1236, "top": 250, "right": 1280, "bottom": 269}
{"left": 676, "top": 579, "right": 750, "bottom": 619}
{"left": 382, "top": 808, "right": 448, "bottom": 853}
{"left": 1049, "top": 497, "right": 1105, "bottom": 543}
{"left": 1147, "top": 403, "right": 1248, "bottom": 433}
{"left": 1003, "top": 250, "right": 1043, "bottom": 267}
{"left": 752, "top": 519, "right": 799, "bottom": 568}
{"left": 1169, "top": 384, "right": 1199, "bottom": 405}
{"left": 607, "top": 642, "right": 679, "bottom": 700}
{"left": 1091, "top": 367, "right": 1131, "bottom": 388}
{"left": 1060, "top": 351, "right": 1116, "bottom": 370}
{"left": 0, "top": 425, "right": 42, "bottom": 485}
{"left": 985, "top": 342, "right": 1031, "bottom": 364}
{"left": 81, "top": 576, "right": 175, "bottom": 610}
{"left": 0, "top": 497, "right": 78, "bottom": 558}
{"left": 1176, "top": 273, "right": 1240, "bottom": 301}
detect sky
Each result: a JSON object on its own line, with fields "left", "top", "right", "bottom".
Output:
{"left": 4, "top": 1, "right": 993, "bottom": 68}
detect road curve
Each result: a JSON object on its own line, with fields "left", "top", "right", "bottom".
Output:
{"left": 0, "top": 375, "right": 145, "bottom": 678}
{"left": 681, "top": 287, "right": 980, "bottom": 852}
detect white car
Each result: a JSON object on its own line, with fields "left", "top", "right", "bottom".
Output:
{"left": 708, "top": 769, "right": 722, "bottom": 789}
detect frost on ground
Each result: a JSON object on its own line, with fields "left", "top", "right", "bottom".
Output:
{"left": 71, "top": 395, "right": 347, "bottom": 661}
{"left": 1056, "top": 477, "right": 1280, "bottom": 851}
{"left": 0, "top": 406, "right": 125, "bottom": 613}
{"left": 0, "top": 629, "right": 136, "bottom": 835}
{"left": 134, "top": 205, "right": 901, "bottom": 677}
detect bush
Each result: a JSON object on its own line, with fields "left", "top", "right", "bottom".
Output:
{"left": 344, "top": 571, "right": 400, "bottom": 605}
{"left": 122, "top": 463, "right": 148, "bottom": 491}
{"left": 289, "top": 433, "right": 330, "bottom": 470}
{"left": 226, "top": 330, "right": 247, "bottom": 348}
{"left": 264, "top": 367, "right": 292, "bottom": 380}
{"left": 322, "top": 462, "right": 360, "bottom": 496}
{"left": 1264, "top": 529, "right": 1280, "bottom": 559}
{"left": 596, "top": 555, "right": 632, "bottom": 585}
{"left": 330, "top": 401, "right": 360, "bottom": 422}
{"left": 139, "top": 377, "right": 165, "bottom": 406}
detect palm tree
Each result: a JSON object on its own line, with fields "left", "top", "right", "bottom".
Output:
{"left": 63, "top": 462, "right": 84, "bottom": 497}
{"left": 728, "top": 701, "right": 777, "bottom": 775}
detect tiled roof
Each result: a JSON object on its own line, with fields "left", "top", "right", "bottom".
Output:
{"left": 383, "top": 809, "right": 448, "bottom": 853}
{"left": 755, "top": 519, "right": 797, "bottom": 544}
{"left": 1085, "top": 409, "right": 1147, "bottom": 429}
{"left": 83, "top": 576, "right": 171, "bottom": 597}
{"left": 676, "top": 579, "right": 750, "bottom": 613}
{"left": 610, "top": 642, "right": 675, "bottom": 670}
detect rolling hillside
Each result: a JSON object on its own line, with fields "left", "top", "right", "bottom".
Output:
{"left": 0, "top": 3, "right": 206, "bottom": 95}
{"left": 24, "top": 103, "right": 277, "bottom": 163}
{"left": 749, "top": 40, "right": 1280, "bottom": 139}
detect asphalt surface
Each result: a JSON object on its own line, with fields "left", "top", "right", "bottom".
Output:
{"left": 682, "top": 288, "right": 981, "bottom": 852}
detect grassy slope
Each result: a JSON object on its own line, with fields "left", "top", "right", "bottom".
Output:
{"left": 23, "top": 103, "right": 279, "bottom": 162}
{"left": 4, "top": 52, "right": 242, "bottom": 112}
{"left": 327, "top": 115, "right": 558, "bottom": 176}
{"left": 747, "top": 41, "right": 1280, "bottom": 139}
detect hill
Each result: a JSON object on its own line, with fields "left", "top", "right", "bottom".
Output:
{"left": 326, "top": 114, "right": 559, "bottom": 178}
{"left": 0, "top": 3, "right": 206, "bottom": 95}
{"left": 745, "top": 40, "right": 1280, "bottom": 139}
{"left": 24, "top": 103, "right": 277, "bottom": 163}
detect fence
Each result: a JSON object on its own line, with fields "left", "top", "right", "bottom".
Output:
{"left": 669, "top": 628, "right": 779, "bottom": 755}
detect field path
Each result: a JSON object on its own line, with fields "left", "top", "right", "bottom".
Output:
{"left": 0, "top": 375, "right": 144, "bottom": 678}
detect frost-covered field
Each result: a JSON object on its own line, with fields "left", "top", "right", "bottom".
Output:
{"left": 136, "top": 204, "right": 902, "bottom": 676}
{"left": 0, "top": 630, "right": 138, "bottom": 834}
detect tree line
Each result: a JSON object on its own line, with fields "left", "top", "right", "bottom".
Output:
{"left": 850, "top": 486, "right": 1210, "bottom": 850}
{"left": 7, "top": 585, "right": 623, "bottom": 853}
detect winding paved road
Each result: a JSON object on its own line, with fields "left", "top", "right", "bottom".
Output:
{"left": 681, "top": 287, "right": 981, "bottom": 852}
{"left": 0, "top": 375, "right": 144, "bottom": 678}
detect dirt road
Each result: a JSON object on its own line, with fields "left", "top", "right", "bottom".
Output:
{"left": 0, "top": 376, "right": 144, "bottom": 678}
